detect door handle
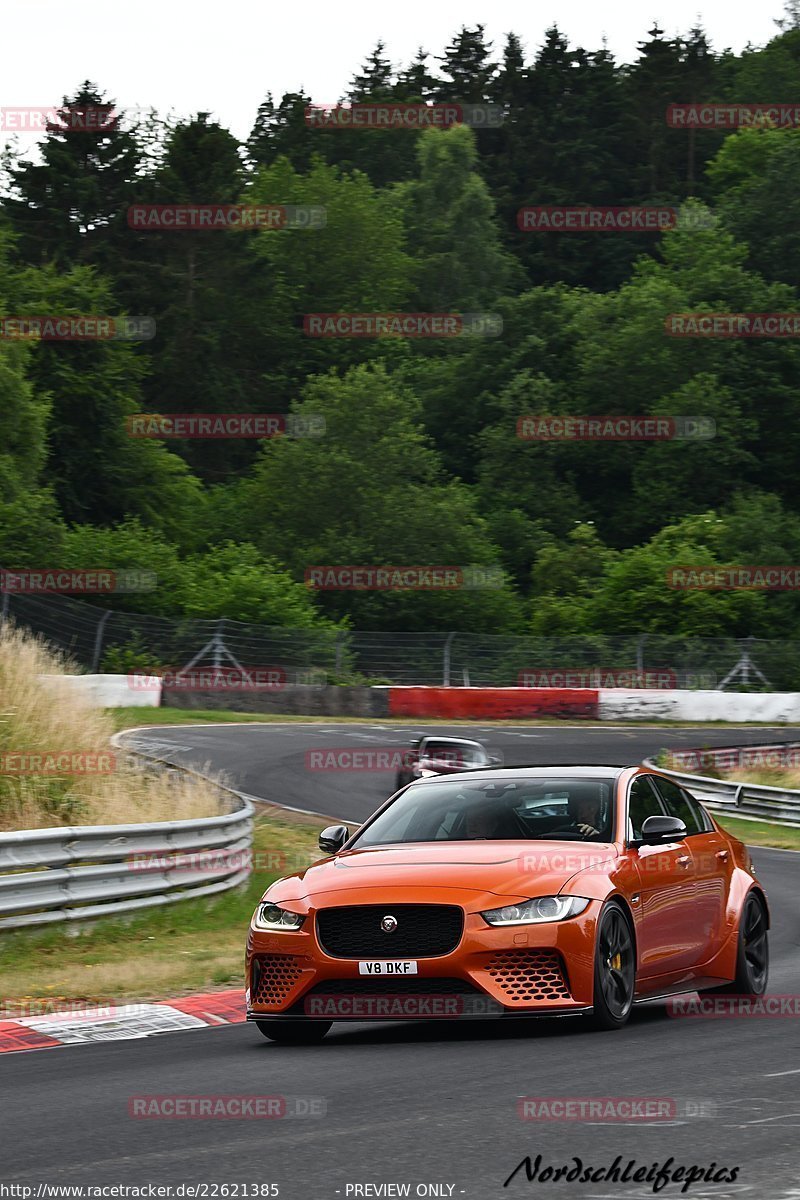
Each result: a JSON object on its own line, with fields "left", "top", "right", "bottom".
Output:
{"left": 676, "top": 855, "right": 691, "bottom": 868}
{"left": 716, "top": 850, "right": 729, "bottom": 862}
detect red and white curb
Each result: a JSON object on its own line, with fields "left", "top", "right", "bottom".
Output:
{"left": 0, "top": 988, "right": 245, "bottom": 1053}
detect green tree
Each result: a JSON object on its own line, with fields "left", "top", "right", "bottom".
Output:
{"left": 4, "top": 82, "right": 141, "bottom": 271}
{"left": 528, "top": 524, "right": 619, "bottom": 634}
{"left": 436, "top": 26, "right": 498, "bottom": 102}
{"left": 396, "top": 124, "right": 520, "bottom": 310}
{"left": 0, "top": 229, "right": 65, "bottom": 562}
{"left": 588, "top": 511, "right": 765, "bottom": 637}
{"left": 240, "top": 362, "right": 522, "bottom": 631}
{"left": 6, "top": 261, "right": 204, "bottom": 540}
{"left": 244, "top": 155, "right": 412, "bottom": 398}
{"left": 127, "top": 114, "right": 266, "bottom": 481}
{"left": 708, "top": 126, "right": 800, "bottom": 287}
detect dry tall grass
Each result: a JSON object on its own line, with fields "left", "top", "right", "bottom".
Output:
{"left": 718, "top": 765, "right": 800, "bottom": 790}
{"left": 0, "top": 623, "right": 226, "bottom": 831}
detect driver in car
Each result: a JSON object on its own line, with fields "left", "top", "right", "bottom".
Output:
{"left": 550, "top": 792, "right": 604, "bottom": 839}
{"left": 464, "top": 803, "right": 501, "bottom": 838}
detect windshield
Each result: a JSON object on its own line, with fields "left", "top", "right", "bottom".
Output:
{"left": 352, "top": 778, "right": 615, "bottom": 846}
{"left": 420, "top": 741, "right": 488, "bottom": 766}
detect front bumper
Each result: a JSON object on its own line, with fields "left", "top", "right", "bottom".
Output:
{"left": 246, "top": 899, "right": 601, "bottom": 1020}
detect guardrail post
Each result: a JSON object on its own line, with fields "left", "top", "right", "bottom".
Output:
{"left": 636, "top": 633, "right": 647, "bottom": 675}
{"left": 90, "top": 609, "right": 112, "bottom": 673}
{"left": 443, "top": 631, "right": 457, "bottom": 687}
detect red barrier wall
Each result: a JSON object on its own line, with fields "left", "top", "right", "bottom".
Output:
{"left": 387, "top": 687, "right": 599, "bottom": 720}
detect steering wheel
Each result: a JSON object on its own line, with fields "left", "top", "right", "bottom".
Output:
{"left": 548, "top": 819, "right": 600, "bottom": 838}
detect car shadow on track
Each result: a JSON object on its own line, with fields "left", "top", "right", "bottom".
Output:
{"left": 253, "top": 1000, "right": 675, "bottom": 1049}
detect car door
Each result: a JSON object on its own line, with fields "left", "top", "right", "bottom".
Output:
{"left": 650, "top": 775, "right": 730, "bottom": 965}
{"left": 627, "top": 774, "right": 704, "bottom": 979}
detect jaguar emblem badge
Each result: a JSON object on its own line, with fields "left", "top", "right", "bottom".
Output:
{"left": 381, "top": 914, "right": 398, "bottom": 933}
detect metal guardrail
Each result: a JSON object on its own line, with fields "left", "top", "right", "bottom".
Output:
{"left": 0, "top": 738, "right": 254, "bottom": 930}
{"left": 643, "top": 747, "right": 800, "bottom": 828}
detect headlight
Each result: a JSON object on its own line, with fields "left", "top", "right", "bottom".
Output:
{"left": 480, "top": 896, "right": 590, "bottom": 926}
{"left": 254, "top": 902, "right": 306, "bottom": 931}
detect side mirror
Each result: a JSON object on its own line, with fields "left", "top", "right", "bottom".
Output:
{"left": 488, "top": 755, "right": 503, "bottom": 766}
{"left": 640, "top": 815, "right": 687, "bottom": 845}
{"left": 319, "top": 824, "right": 349, "bottom": 854}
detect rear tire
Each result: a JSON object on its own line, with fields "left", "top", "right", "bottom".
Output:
{"left": 707, "top": 891, "right": 769, "bottom": 997}
{"left": 590, "top": 901, "right": 636, "bottom": 1030}
{"left": 255, "top": 1020, "right": 332, "bottom": 1044}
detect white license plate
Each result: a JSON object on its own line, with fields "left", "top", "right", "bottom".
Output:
{"left": 358, "top": 960, "right": 418, "bottom": 976}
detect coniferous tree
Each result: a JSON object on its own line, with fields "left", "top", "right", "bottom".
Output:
{"left": 4, "top": 83, "right": 141, "bottom": 272}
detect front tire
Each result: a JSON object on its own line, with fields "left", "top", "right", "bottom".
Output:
{"left": 707, "top": 891, "right": 769, "bottom": 997}
{"left": 590, "top": 901, "right": 636, "bottom": 1030}
{"left": 255, "top": 1020, "right": 332, "bottom": 1044}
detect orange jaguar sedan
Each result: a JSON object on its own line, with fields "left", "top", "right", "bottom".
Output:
{"left": 246, "top": 765, "right": 769, "bottom": 1042}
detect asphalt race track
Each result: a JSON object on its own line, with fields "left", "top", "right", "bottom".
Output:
{"left": 3, "top": 722, "right": 799, "bottom": 1200}
{"left": 120, "top": 720, "right": 800, "bottom": 824}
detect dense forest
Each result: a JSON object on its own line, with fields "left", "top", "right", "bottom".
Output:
{"left": 3, "top": 18, "right": 800, "bottom": 642}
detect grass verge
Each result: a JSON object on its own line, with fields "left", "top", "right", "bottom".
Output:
{"left": 712, "top": 812, "right": 800, "bottom": 850}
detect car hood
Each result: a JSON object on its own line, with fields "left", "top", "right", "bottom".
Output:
{"left": 265, "top": 841, "right": 617, "bottom": 907}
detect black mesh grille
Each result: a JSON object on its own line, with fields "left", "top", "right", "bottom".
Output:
{"left": 316, "top": 904, "right": 464, "bottom": 958}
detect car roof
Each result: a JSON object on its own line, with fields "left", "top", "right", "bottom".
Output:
{"left": 418, "top": 736, "right": 486, "bottom": 748}
{"left": 407, "top": 764, "right": 628, "bottom": 784}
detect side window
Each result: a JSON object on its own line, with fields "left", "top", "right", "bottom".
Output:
{"left": 628, "top": 776, "right": 666, "bottom": 841}
{"left": 652, "top": 777, "right": 705, "bottom": 835}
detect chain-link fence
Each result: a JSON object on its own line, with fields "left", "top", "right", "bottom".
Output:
{"left": 1, "top": 584, "right": 796, "bottom": 690}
